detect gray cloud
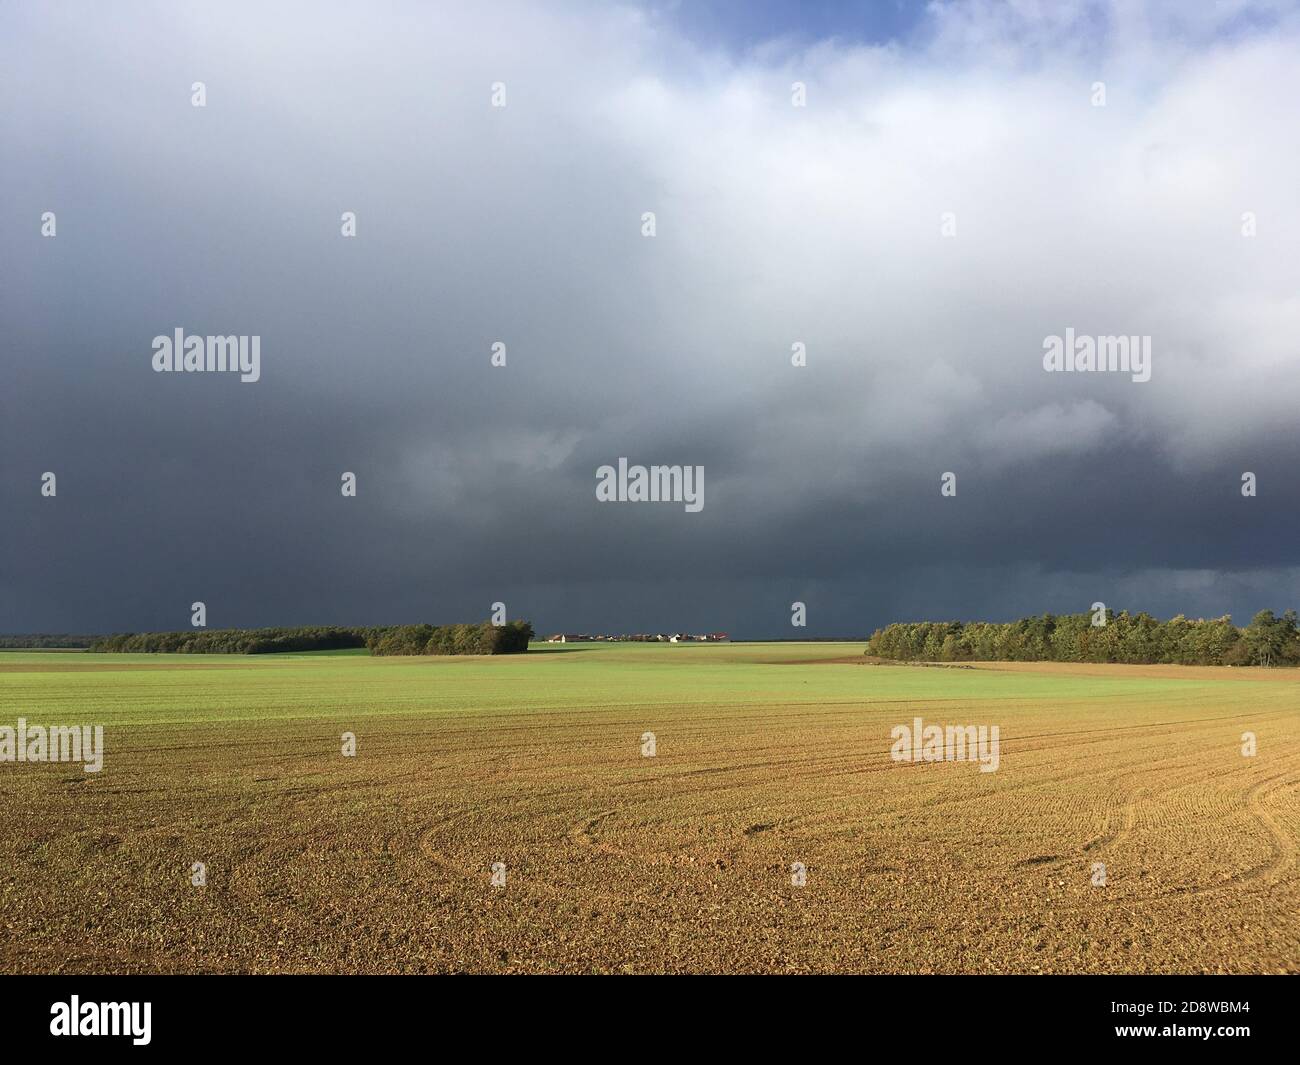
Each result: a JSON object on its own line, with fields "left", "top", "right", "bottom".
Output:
{"left": 2, "top": 0, "right": 1298, "bottom": 637}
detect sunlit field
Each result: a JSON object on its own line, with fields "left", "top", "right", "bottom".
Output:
{"left": 1, "top": 643, "right": 1296, "bottom": 973}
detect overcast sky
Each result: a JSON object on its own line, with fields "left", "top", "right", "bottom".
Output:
{"left": 3, "top": 0, "right": 1299, "bottom": 638}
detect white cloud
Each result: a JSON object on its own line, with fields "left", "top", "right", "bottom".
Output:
{"left": 977, "top": 400, "right": 1119, "bottom": 467}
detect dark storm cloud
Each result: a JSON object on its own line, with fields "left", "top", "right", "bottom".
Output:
{"left": 2, "top": 0, "right": 1299, "bottom": 637}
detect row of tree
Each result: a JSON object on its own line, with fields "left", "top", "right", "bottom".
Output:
{"left": 0, "top": 634, "right": 99, "bottom": 648}
{"left": 89, "top": 626, "right": 377, "bottom": 654}
{"left": 367, "top": 620, "right": 534, "bottom": 656}
{"left": 88, "top": 620, "right": 535, "bottom": 656}
{"left": 864, "top": 610, "right": 1300, "bottom": 666}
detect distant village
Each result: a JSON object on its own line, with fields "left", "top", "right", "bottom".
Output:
{"left": 545, "top": 632, "right": 729, "bottom": 643}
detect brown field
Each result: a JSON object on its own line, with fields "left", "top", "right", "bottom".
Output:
{"left": 1, "top": 644, "right": 1297, "bottom": 973}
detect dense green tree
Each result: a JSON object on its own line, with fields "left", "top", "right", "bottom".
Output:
{"left": 865, "top": 609, "right": 1296, "bottom": 667}
{"left": 91, "top": 621, "right": 534, "bottom": 657}
{"left": 1243, "top": 609, "right": 1299, "bottom": 667}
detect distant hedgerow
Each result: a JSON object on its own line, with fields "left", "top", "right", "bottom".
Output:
{"left": 0, "top": 634, "right": 99, "bottom": 649}
{"left": 89, "top": 626, "right": 376, "bottom": 654}
{"left": 89, "top": 620, "right": 534, "bottom": 656}
{"left": 865, "top": 610, "right": 1299, "bottom": 667}
{"left": 366, "top": 620, "right": 533, "bottom": 656}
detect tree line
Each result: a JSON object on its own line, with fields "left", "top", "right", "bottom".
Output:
{"left": 0, "top": 634, "right": 99, "bottom": 648}
{"left": 88, "top": 620, "right": 534, "bottom": 656}
{"left": 89, "top": 626, "right": 376, "bottom": 654}
{"left": 864, "top": 609, "right": 1300, "bottom": 666}
{"left": 367, "top": 620, "right": 533, "bottom": 655}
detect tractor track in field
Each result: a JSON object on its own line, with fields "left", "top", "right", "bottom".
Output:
{"left": 1152, "top": 771, "right": 1298, "bottom": 901}
{"left": 1082, "top": 783, "right": 1147, "bottom": 856}
{"left": 413, "top": 803, "right": 637, "bottom": 907}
